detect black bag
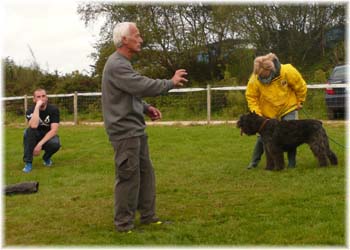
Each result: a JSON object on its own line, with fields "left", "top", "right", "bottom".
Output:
{"left": 5, "top": 181, "right": 39, "bottom": 195}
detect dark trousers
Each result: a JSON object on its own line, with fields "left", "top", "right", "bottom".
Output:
{"left": 111, "top": 134, "right": 157, "bottom": 229}
{"left": 23, "top": 128, "right": 61, "bottom": 163}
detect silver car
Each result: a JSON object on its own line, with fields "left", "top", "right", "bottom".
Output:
{"left": 325, "top": 65, "right": 347, "bottom": 119}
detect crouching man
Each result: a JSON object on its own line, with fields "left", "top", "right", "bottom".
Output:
{"left": 23, "top": 88, "right": 61, "bottom": 173}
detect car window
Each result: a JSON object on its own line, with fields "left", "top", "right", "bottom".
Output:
{"left": 331, "top": 67, "right": 345, "bottom": 79}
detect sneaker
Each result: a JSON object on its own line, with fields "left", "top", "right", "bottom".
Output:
{"left": 23, "top": 163, "right": 32, "bottom": 173}
{"left": 116, "top": 223, "right": 134, "bottom": 233}
{"left": 141, "top": 217, "right": 171, "bottom": 225}
{"left": 140, "top": 217, "right": 160, "bottom": 225}
{"left": 43, "top": 159, "right": 53, "bottom": 167}
{"left": 246, "top": 163, "right": 257, "bottom": 169}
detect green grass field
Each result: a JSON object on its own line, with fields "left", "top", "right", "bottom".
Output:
{"left": 3, "top": 124, "right": 347, "bottom": 246}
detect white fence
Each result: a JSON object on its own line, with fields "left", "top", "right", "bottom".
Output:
{"left": 2, "top": 84, "right": 347, "bottom": 125}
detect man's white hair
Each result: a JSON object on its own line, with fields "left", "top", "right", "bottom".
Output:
{"left": 113, "top": 22, "right": 136, "bottom": 48}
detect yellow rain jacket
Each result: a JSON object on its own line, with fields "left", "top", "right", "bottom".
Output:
{"left": 245, "top": 64, "right": 307, "bottom": 119}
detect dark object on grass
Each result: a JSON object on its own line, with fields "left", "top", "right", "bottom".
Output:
{"left": 5, "top": 181, "right": 39, "bottom": 195}
{"left": 237, "top": 112, "right": 338, "bottom": 170}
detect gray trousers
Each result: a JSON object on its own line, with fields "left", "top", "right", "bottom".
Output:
{"left": 111, "top": 134, "right": 157, "bottom": 229}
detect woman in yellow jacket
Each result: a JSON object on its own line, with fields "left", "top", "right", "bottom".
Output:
{"left": 245, "top": 53, "right": 307, "bottom": 169}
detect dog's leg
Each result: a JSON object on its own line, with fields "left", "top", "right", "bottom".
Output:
{"left": 270, "top": 144, "right": 284, "bottom": 170}
{"left": 308, "top": 141, "right": 328, "bottom": 167}
{"left": 273, "top": 150, "right": 285, "bottom": 171}
{"left": 264, "top": 145, "right": 274, "bottom": 170}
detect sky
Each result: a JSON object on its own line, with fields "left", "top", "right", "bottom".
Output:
{"left": 1, "top": 0, "right": 101, "bottom": 75}
{"left": 2, "top": 0, "right": 347, "bottom": 76}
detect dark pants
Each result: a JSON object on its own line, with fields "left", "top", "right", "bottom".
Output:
{"left": 111, "top": 134, "right": 157, "bottom": 230}
{"left": 23, "top": 128, "right": 61, "bottom": 163}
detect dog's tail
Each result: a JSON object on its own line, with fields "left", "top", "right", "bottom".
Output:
{"left": 323, "top": 128, "right": 338, "bottom": 166}
{"left": 327, "top": 149, "right": 338, "bottom": 165}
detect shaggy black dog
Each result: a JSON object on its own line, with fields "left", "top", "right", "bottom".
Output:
{"left": 237, "top": 112, "right": 338, "bottom": 170}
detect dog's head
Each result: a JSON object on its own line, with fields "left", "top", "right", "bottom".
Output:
{"left": 237, "top": 112, "right": 264, "bottom": 136}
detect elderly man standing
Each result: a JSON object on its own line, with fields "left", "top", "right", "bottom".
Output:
{"left": 102, "top": 22, "right": 187, "bottom": 232}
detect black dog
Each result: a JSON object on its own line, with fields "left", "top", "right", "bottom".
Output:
{"left": 237, "top": 112, "right": 338, "bottom": 170}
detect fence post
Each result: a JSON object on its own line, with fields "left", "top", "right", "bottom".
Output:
{"left": 207, "top": 84, "right": 211, "bottom": 124}
{"left": 74, "top": 91, "right": 78, "bottom": 125}
{"left": 24, "top": 95, "right": 28, "bottom": 123}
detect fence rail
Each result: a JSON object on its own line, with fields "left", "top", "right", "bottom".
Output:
{"left": 2, "top": 84, "right": 347, "bottom": 125}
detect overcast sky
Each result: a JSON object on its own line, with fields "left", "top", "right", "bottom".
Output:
{"left": 1, "top": 0, "right": 101, "bottom": 75}
{"left": 1, "top": 0, "right": 348, "bottom": 76}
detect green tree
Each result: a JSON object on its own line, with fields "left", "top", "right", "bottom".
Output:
{"left": 77, "top": 3, "right": 345, "bottom": 85}
{"left": 55, "top": 71, "right": 99, "bottom": 93}
{"left": 3, "top": 57, "right": 43, "bottom": 96}
{"left": 77, "top": 4, "right": 249, "bottom": 84}
{"left": 237, "top": 4, "right": 345, "bottom": 66}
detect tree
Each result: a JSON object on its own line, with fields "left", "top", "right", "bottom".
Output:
{"left": 3, "top": 57, "right": 99, "bottom": 96}
{"left": 77, "top": 4, "right": 248, "bottom": 84}
{"left": 237, "top": 4, "right": 346, "bottom": 66}
{"left": 3, "top": 57, "right": 43, "bottom": 96}
{"left": 77, "top": 3, "right": 346, "bottom": 85}
{"left": 55, "top": 71, "right": 99, "bottom": 93}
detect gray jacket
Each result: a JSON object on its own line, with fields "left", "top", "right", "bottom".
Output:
{"left": 102, "top": 51, "right": 174, "bottom": 141}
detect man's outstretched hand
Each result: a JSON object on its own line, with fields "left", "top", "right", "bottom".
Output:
{"left": 172, "top": 69, "right": 188, "bottom": 87}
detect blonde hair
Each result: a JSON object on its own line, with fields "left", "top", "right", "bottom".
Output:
{"left": 253, "top": 53, "right": 278, "bottom": 75}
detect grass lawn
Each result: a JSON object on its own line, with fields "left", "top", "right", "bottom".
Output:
{"left": 3, "top": 124, "right": 347, "bottom": 247}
